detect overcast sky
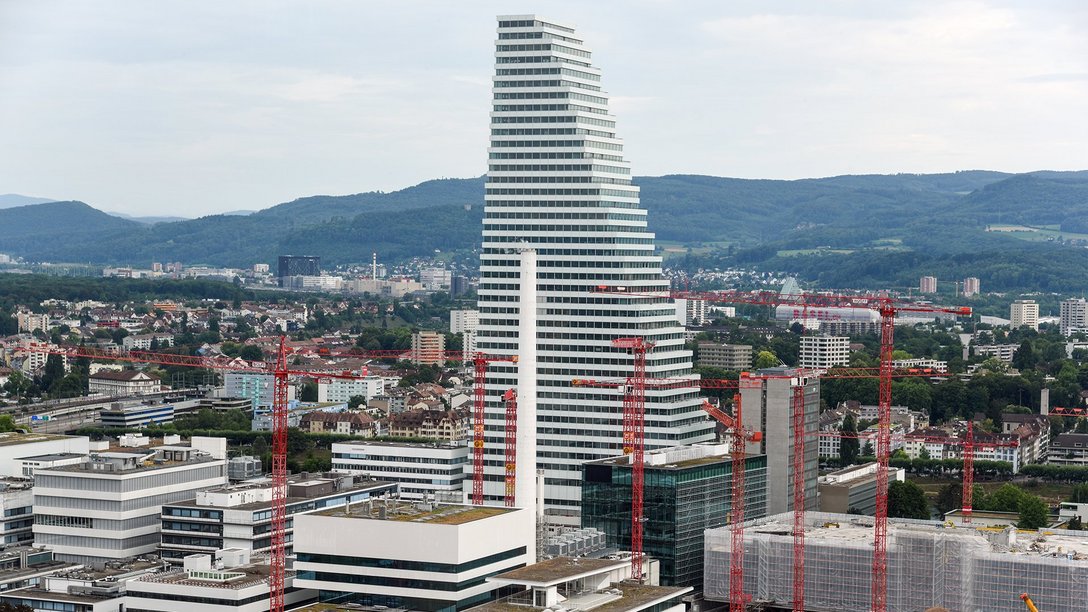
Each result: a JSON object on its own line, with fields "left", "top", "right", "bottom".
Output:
{"left": 1, "top": 1, "right": 1086, "bottom": 217}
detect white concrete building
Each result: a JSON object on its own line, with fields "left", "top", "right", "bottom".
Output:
{"left": 121, "top": 333, "right": 175, "bottom": 351}
{"left": 0, "top": 433, "right": 90, "bottom": 478}
{"left": 963, "top": 277, "right": 980, "bottom": 297}
{"left": 0, "top": 479, "right": 34, "bottom": 546}
{"left": 33, "top": 441, "right": 228, "bottom": 565}
{"left": 974, "top": 343, "right": 1020, "bottom": 362}
{"left": 476, "top": 14, "right": 714, "bottom": 520}
{"left": 1010, "top": 299, "right": 1039, "bottom": 330}
{"left": 674, "top": 298, "right": 708, "bottom": 327}
{"left": 1061, "top": 298, "right": 1088, "bottom": 337}
{"left": 421, "top": 268, "right": 453, "bottom": 291}
{"left": 331, "top": 441, "right": 468, "bottom": 501}
{"left": 294, "top": 502, "right": 532, "bottom": 611}
{"left": 919, "top": 276, "right": 937, "bottom": 294}
{"left": 410, "top": 330, "right": 446, "bottom": 365}
{"left": 450, "top": 309, "right": 480, "bottom": 335}
{"left": 159, "top": 475, "right": 398, "bottom": 561}
{"left": 88, "top": 370, "right": 161, "bottom": 396}
{"left": 126, "top": 550, "right": 315, "bottom": 612}
{"left": 316, "top": 375, "right": 385, "bottom": 404}
{"left": 799, "top": 335, "right": 850, "bottom": 369}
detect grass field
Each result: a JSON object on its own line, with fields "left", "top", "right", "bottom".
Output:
{"left": 986, "top": 224, "right": 1088, "bottom": 243}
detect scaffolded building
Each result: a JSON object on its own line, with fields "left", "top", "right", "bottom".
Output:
{"left": 705, "top": 512, "right": 1088, "bottom": 612}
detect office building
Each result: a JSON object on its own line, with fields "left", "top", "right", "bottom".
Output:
{"left": 697, "top": 342, "right": 752, "bottom": 371}
{"left": 1010, "top": 299, "right": 1039, "bottom": 330}
{"left": 316, "top": 375, "right": 384, "bottom": 404}
{"left": 0, "top": 479, "right": 34, "bottom": 546}
{"left": 159, "top": 475, "right": 398, "bottom": 561}
{"left": 963, "top": 276, "right": 980, "bottom": 297}
{"left": 126, "top": 549, "right": 316, "bottom": 612}
{"left": 410, "top": 330, "right": 446, "bottom": 365}
{"left": 99, "top": 401, "right": 175, "bottom": 428}
{"left": 476, "top": 14, "right": 713, "bottom": 519}
{"left": 799, "top": 335, "right": 850, "bottom": 369}
{"left": 818, "top": 462, "right": 905, "bottom": 515}
{"left": 420, "top": 267, "right": 453, "bottom": 291}
{"left": 0, "top": 433, "right": 90, "bottom": 478}
{"left": 0, "top": 547, "right": 78, "bottom": 593}
{"left": 451, "top": 275, "right": 470, "bottom": 297}
{"left": 332, "top": 441, "right": 468, "bottom": 501}
{"left": 705, "top": 512, "right": 1088, "bottom": 612}
{"left": 1061, "top": 298, "right": 1088, "bottom": 337}
{"left": 739, "top": 370, "right": 820, "bottom": 515}
{"left": 919, "top": 275, "right": 937, "bottom": 294}
{"left": 294, "top": 501, "right": 532, "bottom": 611}
{"left": 0, "top": 558, "right": 162, "bottom": 612}
{"left": 450, "top": 309, "right": 480, "bottom": 335}
{"left": 33, "top": 440, "right": 227, "bottom": 565}
{"left": 674, "top": 298, "right": 708, "bottom": 327}
{"left": 277, "top": 255, "right": 320, "bottom": 286}
{"left": 581, "top": 444, "right": 767, "bottom": 588}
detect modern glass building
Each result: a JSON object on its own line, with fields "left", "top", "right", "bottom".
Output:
{"left": 476, "top": 14, "right": 715, "bottom": 522}
{"left": 580, "top": 444, "right": 768, "bottom": 589}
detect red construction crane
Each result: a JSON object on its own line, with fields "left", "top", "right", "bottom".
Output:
{"left": 595, "top": 286, "right": 969, "bottom": 612}
{"left": 791, "top": 383, "right": 806, "bottom": 612}
{"left": 611, "top": 337, "right": 652, "bottom": 582}
{"left": 503, "top": 388, "right": 518, "bottom": 508}
{"left": 961, "top": 420, "right": 1020, "bottom": 524}
{"left": 699, "top": 387, "right": 762, "bottom": 612}
{"left": 331, "top": 348, "right": 517, "bottom": 506}
{"left": 33, "top": 337, "right": 372, "bottom": 612}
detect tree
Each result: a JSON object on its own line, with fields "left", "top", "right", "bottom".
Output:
{"left": 239, "top": 345, "right": 264, "bottom": 361}
{"left": 1070, "top": 484, "right": 1088, "bottom": 503}
{"left": 888, "top": 480, "right": 930, "bottom": 519}
{"left": 935, "top": 483, "right": 962, "bottom": 514}
{"left": 1069, "top": 516, "right": 1083, "bottom": 531}
{"left": 753, "top": 350, "right": 779, "bottom": 370}
{"left": 862, "top": 441, "right": 874, "bottom": 456}
{"left": 987, "top": 483, "right": 1026, "bottom": 512}
{"left": 348, "top": 395, "right": 367, "bottom": 409}
{"left": 40, "top": 354, "right": 66, "bottom": 391}
{"left": 300, "top": 382, "right": 318, "bottom": 402}
{"left": 919, "top": 446, "right": 931, "bottom": 460}
{"left": 0, "top": 414, "right": 17, "bottom": 433}
{"left": 839, "top": 414, "right": 860, "bottom": 466}
{"left": 1012, "top": 340, "right": 1038, "bottom": 371}
{"left": 1017, "top": 494, "right": 1049, "bottom": 530}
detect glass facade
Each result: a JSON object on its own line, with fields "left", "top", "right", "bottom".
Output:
{"left": 581, "top": 454, "right": 767, "bottom": 588}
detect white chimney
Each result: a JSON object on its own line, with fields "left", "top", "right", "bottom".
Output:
{"left": 1041, "top": 388, "right": 1050, "bottom": 415}
{"left": 517, "top": 247, "right": 538, "bottom": 561}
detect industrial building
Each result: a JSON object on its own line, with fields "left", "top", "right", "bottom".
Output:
{"left": 277, "top": 255, "right": 320, "bottom": 286}
{"left": 294, "top": 501, "right": 533, "bottom": 611}
{"left": 739, "top": 370, "right": 820, "bottom": 515}
{"left": 159, "top": 474, "right": 398, "bottom": 561}
{"left": 817, "top": 463, "right": 905, "bottom": 515}
{"left": 581, "top": 444, "right": 767, "bottom": 589}
{"left": 330, "top": 440, "right": 468, "bottom": 501}
{"left": 99, "top": 401, "right": 175, "bottom": 428}
{"left": 705, "top": 512, "right": 1088, "bottom": 612}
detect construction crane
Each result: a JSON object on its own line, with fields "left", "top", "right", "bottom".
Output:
{"left": 1021, "top": 593, "right": 1040, "bottom": 612}
{"left": 699, "top": 392, "right": 762, "bottom": 612}
{"left": 331, "top": 348, "right": 517, "bottom": 506}
{"left": 503, "top": 388, "right": 518, "bottom": 507}
{"left": 961, "top": 420, "right": 1021, "bottom": 524}
{"left": 33, "top": 337, "right": 373, "bottom": 612}
{"left": 610, "top": 337, "right": 652, "bottom": 582}
{"left": 595, "top": 285, "right": 970, "bottom": 612}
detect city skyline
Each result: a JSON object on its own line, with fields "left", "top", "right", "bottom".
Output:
{"left": 1, "top": 1, "right": 1085, "bottom": 217}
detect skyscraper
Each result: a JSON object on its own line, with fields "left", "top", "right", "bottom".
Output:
{"left": 477, "top": 15, "right": 714, "bottom": 522}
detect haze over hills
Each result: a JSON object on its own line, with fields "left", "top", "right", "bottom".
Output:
{"left": 2, "top": 171, "right": 1088, "bottom": 292}
{"left": 0, "top": 194, "right": 56, "bottom": 208}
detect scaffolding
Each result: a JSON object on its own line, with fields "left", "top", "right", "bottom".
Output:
{"left": 705, "top": 512, "right": 1088, "bottom": 612}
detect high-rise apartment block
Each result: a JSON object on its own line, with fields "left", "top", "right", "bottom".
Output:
{"left": 1010, "top": 299, "right": 1039, "bottom": 330}
{"left": 276, "top": 255, "right": 320, "bottom": 287}
{"left": 476, "top": 15, "right": 713, "bottom": 519}
{"left": 674, "top": 298, "right": 708, "bottom": 327}
{"left": 799, "top": 335, "right": 850, "bottom": 369}
{"left": 1061, "top": 298, "right": 1088, "bottom": 337}
{"left": 963, "top": 277, "right": 980, "bottom": 297}
{"left": 331, "top": 441, "right": 468, "bottom": 501}
{"left": 410, "top": 330, "right": 446, "bottom": 365}
{"left": 739, "top": 371, "right": 820, "bottom": 515}
{"left": 919, "top": 276, "right": 937, "bottom": 294}
{"left": 450, "top": 309, "right": 480, "bottom": 335}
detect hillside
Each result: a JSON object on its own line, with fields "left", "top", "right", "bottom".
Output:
{"left": 0, "top": 194, "right": 56, "bottom": 208}
{"left": 3, "top": 171, "right": 1088, "bottom": 292}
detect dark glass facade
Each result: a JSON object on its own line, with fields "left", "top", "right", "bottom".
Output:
{"left": 581, "top": 453, "right": 767, "bottom": 589}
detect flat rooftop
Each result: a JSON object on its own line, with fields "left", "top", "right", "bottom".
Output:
{"left": 17, "top": 452, "right": 85, "bottom": 462}
{"left": 589, "top": 451, "right": 758, "bottom": 470}
{"left": 168, "top": 479, "right": 398, "bottom": 511}
{"left": 316, "top": 501, "right": 513, "bottom": 525}
{"left": 472, "top": 582, "right": 691, "bottom": 612}
{"left": 741, "top": 514, "right": 1088, "bottom": 560}
{"left": 490, "top": 556, "right": 623, "bottom": 584}
{"left": 0, "top": 432, "right": 72, "bottom": 448}
{"left": 43, "top": 452, "right": 220, "bottom": 474}
{"left": 131, "top": 563, "right": 293, "bottom": 591}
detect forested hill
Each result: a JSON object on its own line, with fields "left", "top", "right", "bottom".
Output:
{"left": 2, "top": 170, "right": 1088, "bottom": 291}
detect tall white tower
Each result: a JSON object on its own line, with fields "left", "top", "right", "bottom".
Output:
{"left": 475, "top": 15, "right": 714, "bottom": 522}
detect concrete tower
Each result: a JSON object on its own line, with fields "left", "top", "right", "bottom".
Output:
{"left": 475, "top": 15, "right": 714, "bottom": 522}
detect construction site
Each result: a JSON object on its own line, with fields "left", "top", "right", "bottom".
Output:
{"left": 705, "top": 512, "right": 1088, "bottom": 612}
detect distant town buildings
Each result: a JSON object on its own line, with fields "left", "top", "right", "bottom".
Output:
{"left": 277, "top": 255, "right": 321, "bottom": 287}
{"left": 697, "top": 342, "right": 752, "bottom": 370}
{"left": 919, "top": 275, "right": 937, "bottom": 294}
{"left": 419, "top": 267, "right": 452, "bottom": 291}
{"left": 963, "top": 276, "right": 980, "bottom": 297}
{"left": 674, "top": 298, "right": 708, "bottom": 327}
{"left": 450, "top": 309, "right": 480, "bottom": 335}
{"left": 88, "top": 370, "right": 162, "bottom": 396}
{"left": 410, "top": 330, "right": 445, "bottom": 365}
{"left": 1061, "top": 298, "right": 1088, "bottom": 336}
{"left": 1010, "top": 299, "right": 1039, "bottom": 330}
